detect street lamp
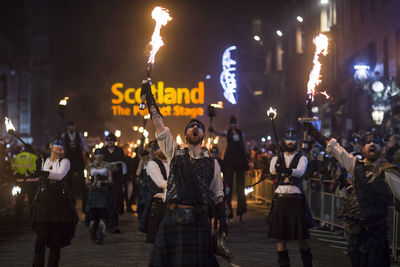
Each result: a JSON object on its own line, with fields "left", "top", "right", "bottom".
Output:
{"left": 371, "top": 106, "right": 386, "bottom": 126}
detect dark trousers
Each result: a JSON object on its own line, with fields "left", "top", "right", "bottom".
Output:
{"left": 224, "top": 166, "right": 247, "bottom": 216}
{"left": 89, "top": 208, "right": 107, "bottom": 241}
{"left": 15, "top": 182, "right": 38, "bottom": 218}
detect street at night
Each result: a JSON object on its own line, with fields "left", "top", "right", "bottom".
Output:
{"left": 2, "top": 0, "right": 400, "bottom": 266}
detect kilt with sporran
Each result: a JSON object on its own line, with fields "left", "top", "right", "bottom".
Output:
{"left": 149, "top": 207, "right": 219, "bottom": 267}
{"left": 145, "top": 198, "right": 166, "bottom": 244}
{"left": 268, "top": 193, "right": 309, "bottom": 240}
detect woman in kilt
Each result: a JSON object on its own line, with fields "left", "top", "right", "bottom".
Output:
{"left": 268, "top": 129, "right": 313, "bottom": 267}
{"left": 85, "top": 148, "right": 112, "bottom": 244}
{"left": 31, "top": 137, "right": 78, "bottom": 267}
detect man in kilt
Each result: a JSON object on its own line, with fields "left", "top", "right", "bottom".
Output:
{"left": 307, "top": 124, "right": 400, "bottom": 267}
{"left": 268, "top": 129, "right": 313, "bottom": 267}
{"left": 141, "top": 80, "right": 227, "bottom": 267}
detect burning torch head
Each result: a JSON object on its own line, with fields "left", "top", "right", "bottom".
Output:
{"left": 267, "top": 107, "right": 277, "bottom": 120}
{"left": 283, "top": 129, "right": 297, "bottom": 152}
{"left": 185, "top": 119, "right": 205, "bottom": 145}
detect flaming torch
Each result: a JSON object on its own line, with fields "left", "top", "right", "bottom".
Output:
{"left": 4, "top": 117, "right": 26, "bottom": 145}
{"left": 140, "top": 6, "right": 172, "bottom": 110}
{"left": 299, "top": 33, "right": 329, "bottom": 150}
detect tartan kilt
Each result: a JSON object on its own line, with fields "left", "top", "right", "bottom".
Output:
{"left": 348, "top": 223, "right": 390, "bottom": 267}
{"left": 146, "top": 198, "right": 166, "bottom": 244}
{"left": 268, "top": 194, "right": 309, "bottom": 240}
{"left": 149, "top": 209, "right": 219, "bottom": 267}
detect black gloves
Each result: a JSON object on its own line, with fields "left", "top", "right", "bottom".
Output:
{"left": 275, "top": 164, "right": 293, "bottom": 176}
{"left": 304, "top": 122, "right": 327, "bottom": 148}
{"left": 215, "top": 201, "right": 229, "bottom": 234}
{"left": 141, "top": 79, "right": 162, "bottom": 119}
{"left": 40, "top": 171, "right": 50, "bottom": 178}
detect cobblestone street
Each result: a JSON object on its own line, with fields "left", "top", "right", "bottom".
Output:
{"left": 0, "top": 200, "right": 356, "bottom": 267}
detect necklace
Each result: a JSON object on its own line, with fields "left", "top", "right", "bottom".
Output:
{"left": 48, "top": 159, "right": 58, "bottom": 170}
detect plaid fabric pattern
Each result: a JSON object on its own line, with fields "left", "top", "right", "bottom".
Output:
{"left": 149, "top": 210, "right": 219, "bottom": 267}
{"left": 348, "top": 223, "right": 390, "bottom": 267}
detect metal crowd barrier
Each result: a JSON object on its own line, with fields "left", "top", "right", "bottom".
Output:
{"left": 245, "top": 170, "right": 400, "bottom": 261}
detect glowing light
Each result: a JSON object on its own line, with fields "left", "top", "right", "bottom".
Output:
{"left": 115, "top": 130, "right": 121, "bottom": 138}
{"left": 267, "top": 107, "right": 277, "bottom": 119}
{"left": 205, "top": 74, "right": 211, "bottom": 80}
{"left": 372, "top": 106, "right": 386, "bottom": 125}
{"left": 129, "top": 143, "right": 134, "bottom": 148}
{"left": 261, "top": 137, "right": 266, "bottom": 142}
{"left": 176, "top": 134, "right": 183, "bottom": 145}
{"left": 210, "top": 101, "right": 224, "bottom": 109}
{"left": 144, "top": 114, "right": 151, "bottom": 120}
{"left": 145, "top": 138, "right": 149, "bottom": 144}
{"left": 98, "top": 142, "right": 104, "bottom": 148}
{"left": 4, "top": 117, "right": 15, "bottom": 132}
{"left": 12, "top": 185, "right": 21, "bottom": 196}
{"left": 83, "top": 131, "right": 88, "bottom": 138}
{"left": 143, "top": 130, "right": 149, "bottom": 138}
{"left": 244, "top": 187, "right": 254, "bottom": 196}
{"left": 354, "top": 65, "right": 370, "bottom": 70}
{"left": 372, "top": 81, "right": 385, "bottom": 93}
{"left": 137, "top": 139, "right": 141, "bottom": 145}
{"left": 254, "top": 90, "right": 263, "bottom": 95}
{"left": 254, "top": 35, "right": 261, "bottom": 41}
{"left": 220, "top": 46, "right": 238, "bottom": 105}
{"left": 84, "top": 169, "right": 88, "bottom": 178}
{"left": 320, "top": 0, "right": 329, "bottom": 4}
{"left": 276, "top": 30, "right": 283, "bottom": 37}
{"left": 133, "top": 126, "right": 138, "bottom": 131}
{"left": 306, "top": 33, "right": 329, "bottom": 101}
{"left": 139, "top": 127, "right": 144, "bottom": 133}
{"left": 59, "top": 97, "right": 69, "bottom": 106}
{"left": 267, "top": 136, "right": 272, "bottom": 141}
{"left": 147, "top": 7, "right": 172, "bottom": 64}
{"left": 312, "top": 107, "right": 319, "bottom": 113}
{"left": 104, "top": 131, "right": 109, "bottom": 137}
{"left": 213, "top": 136, "right": 219, "bottom": 144}
{"left": 320, "top": 91, "right": 331, "bottom": 99}
{"left": 297, "top": 16, "right": 304, "bottom": 23}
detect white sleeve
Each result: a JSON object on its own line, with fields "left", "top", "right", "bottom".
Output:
{"left": 292, "top": 156, "right": 308, "bottom": 177}
{"left": 155, "top": 127, "right": 177, "bottom": 164}
{"left": 48, "top": 159, "right": 71, "bottom": 181}
{"left": 269, "top": 156, "right": 278, "bottom": 174}
{"left": 326, "top": 138, "right": 356, "bottom": 176}
{"left": 146, "top": 161, "right": 167, "bottom": 188}
{"left": 210, "top": 159, "right": 224, "bottom": 200}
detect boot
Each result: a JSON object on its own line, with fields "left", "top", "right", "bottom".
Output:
{"left": 47, "top": 252, "right": 60, "bottom": 267}
{"left": 300, "top": 248, "right": 313, "bottom": 267}
{"left": 32, "top": 253, "right": 45, "bottom": 267}
{"left": 277, "top": 250, "right": 290, "bottom": 267}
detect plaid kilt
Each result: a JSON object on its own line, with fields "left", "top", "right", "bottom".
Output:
{"left": 348, "top": 222, "right": 390, "bottom": 267}
{"left": 149, "top": 209, "right": 219, "bottom": 267}
{"left": 87, "top": 188, "right": 109, "bottom": 209}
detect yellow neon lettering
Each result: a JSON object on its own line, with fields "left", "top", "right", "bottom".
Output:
{"left": 124, "top": 88, "right": 136, "bottom": 104}
{"left": 191, "top": 82, "right": 204, "bottom": 104}
{"left": 177, "top": 88, "right": 190, "bottom": 104}
{"left": 111, "top": 83, "right": 124, "bottom": 104}
{"left": 164, "top": 87, "right": 176, "bottom": 105}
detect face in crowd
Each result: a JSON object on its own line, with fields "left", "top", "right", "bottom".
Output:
{"left": 363, "top": 142, "right": 381, "bottom": 162}
{"left": 51, "top": 141, "right": 64, "bottom": 156}
{"left": 185, "top": 120, "right": 205, "bottom": 146}
{"left": 284, "top": 139, "right": 297, "bottom": 153}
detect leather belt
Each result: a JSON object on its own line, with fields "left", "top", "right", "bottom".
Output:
{"left": 167, "top": 203, "right": 205, "bottom": 213}
{"left": 274, "top": 193, "right": 304, "bottom": 199}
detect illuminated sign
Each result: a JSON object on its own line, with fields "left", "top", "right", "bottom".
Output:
{"left": 220, "top": 46, "right": 238, "bottom": 104}
{"left": 110, "top": 81, "right": 205, "bottom": 118}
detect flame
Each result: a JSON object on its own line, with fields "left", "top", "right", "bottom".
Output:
{"left": 12, "top": 185, "right": 21, "bottom": 196}
{"left": 320, "top": 91, "right": 331, "bottom": 99}
{"left": 306, "top": 34, "right": 329, "bottom": 101}
{"left": 213, "top": 136, "right": 219, "bottom": 144}
{"left": 148, "top": 7, "right": 172, "bottom": 64}
{"left": 5, "top": 117, "right": 15, "bottom": 132}
{"left": 267, "top": 107, "right": 277, "bottom": 119}
{"left": 176, "top": 134, "right": 183, "bottom": 145}
{"left": 244, "top": 187, "right": 254, "bottom": 196}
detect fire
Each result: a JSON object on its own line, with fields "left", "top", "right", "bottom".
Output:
{"left": 244, "top": 187, "right": 254, "bottom": 196}
{"left": 4, "top": 117, "right": 15, "bottom": 132}
{"left": 306, "top": 33, "right": 329, "bottom": 101}
{"left": 267, "top": 107, "right": 277, "bottom": 120}
{"left": 148, "top": 7, "right": 172, "bottom": 64}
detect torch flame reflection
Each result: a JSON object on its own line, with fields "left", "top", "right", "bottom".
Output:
{"left": 5, "top": 117, "right": 15, "bottom": 132}
{"left": 148, "top": 7, "right": 172, "bottom": 64}
{"left": 307, "top": 33, "right": 329, "bottom": 101}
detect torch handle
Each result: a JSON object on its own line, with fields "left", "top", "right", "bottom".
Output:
{"left": 271, "top": 119, "right": 282, "bottom": 156}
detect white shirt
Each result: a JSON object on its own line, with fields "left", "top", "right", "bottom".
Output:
{"left": 155, "top": 127, "right": 224, "bottom": 200}
{"left": 270, "top": 153, "right": 308, "bottom": 194}
{"left": 147, "top": 160, "right": 170, "bottom": 199}
{"left": 42, "top": 158, "right": 71, "bottom": 181}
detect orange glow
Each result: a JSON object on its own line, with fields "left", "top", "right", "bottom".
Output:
{"left": 148, "top": 7, "right": 172, "bottom": 64}
{"left": 306, "top": 34, "right": 329, "bottom": 101}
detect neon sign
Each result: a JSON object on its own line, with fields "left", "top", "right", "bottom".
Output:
{"left": 220, "top": 46, "right": 238, "bottom": 104}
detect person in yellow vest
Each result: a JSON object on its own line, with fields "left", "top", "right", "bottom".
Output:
{"left": 12, "top": 144, "right": 39, "bottom": 219}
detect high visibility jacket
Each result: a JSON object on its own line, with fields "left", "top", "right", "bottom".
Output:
{"left": 12, "top": 152, "right": 37, "bottom": 175}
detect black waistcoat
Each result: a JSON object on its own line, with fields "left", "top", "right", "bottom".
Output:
{"left": 275, "top": 153, "right": 304, "bottom": 189}
{"left": 223, "top": 128, "right": 246, "bottom": 166}
{"left": 167, "top": 148, "right": 215, "bottom": 206}
{"left": 354, "top": 161, "right": 390, "bottom": 224}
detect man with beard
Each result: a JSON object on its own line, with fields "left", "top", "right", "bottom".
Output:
{"left": 209, "top": 116, "right": 247, "bottom": 220}
{"left": 306, "top": 124, "right": 400, "bottom": 267}
{"left": 144, "top": 142, "right": 169, "bottom": 244}
{"left": 268, "top": 129, "right": 312, "bottom": 267}
{"left": 145, "top": 92, "right": 228, "bottom": 266}
{"left": 101, "top": 133, "right": 126, "bottom": 233}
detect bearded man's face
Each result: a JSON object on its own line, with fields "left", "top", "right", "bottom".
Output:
{"left": 363, "top": 142, "right": 381, "bottom": 162}
{"left": 284, "top": 140, "right": 297, "bottom": 152}
{"left": 185, "top": 126, "right": 204, "bottom": 145}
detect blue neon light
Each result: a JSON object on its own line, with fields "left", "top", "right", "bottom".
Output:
{"left": 220, "top": 46, "right": 238, "bottom": 104}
